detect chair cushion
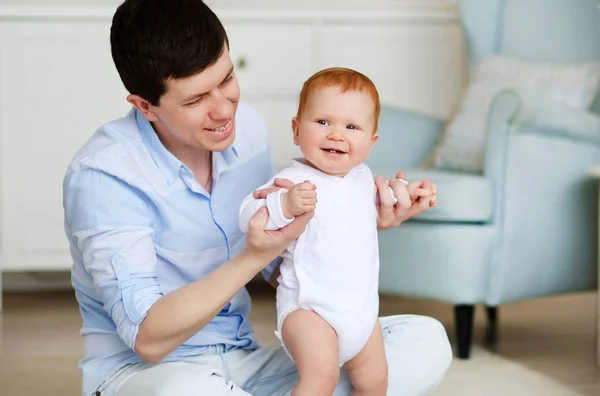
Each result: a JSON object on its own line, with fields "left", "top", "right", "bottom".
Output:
{"left": 396, "top": 169, "right": 494, "bottom": 223}
{"left": 430, "top": 55, "right": 600, "bottom": 174}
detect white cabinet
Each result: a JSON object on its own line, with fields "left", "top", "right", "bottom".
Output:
{"left": 213, "top": 2, "right": 467, "bottom": 171}
{"left": 318, "top": 24, "right": 466, "bottom": 120}
{"left": 0, "top": 0, "right": 466, "bottom": 274}
{"left": 225, "top": 24, "right": 314, "bottom": 94}
{"left": 0, "top": 21, "right": 130, "bottom": 272}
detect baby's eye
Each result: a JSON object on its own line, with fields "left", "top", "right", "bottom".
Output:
{"left": 317, "top": 120, "right": 329, "bottom": 126}
{"left": 346, "top": 125, "right": 357, "bottom": 130}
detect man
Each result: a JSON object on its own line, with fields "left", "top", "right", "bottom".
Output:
{"left": 63, "top": 1, "right": 452, "bottom": 395}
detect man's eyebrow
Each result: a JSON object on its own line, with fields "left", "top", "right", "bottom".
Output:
{"left": 182, "top": 90, "right": 208, "bottom": 104}
{"left": 182, "top": 66, "right": 235, "bottom": 103}
{"left": 222, "top": 66, "right": 235, "bottom": 83}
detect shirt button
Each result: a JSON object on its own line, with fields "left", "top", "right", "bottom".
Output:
{"left": 116, "top": 258, "right": 123, "bottom": 265}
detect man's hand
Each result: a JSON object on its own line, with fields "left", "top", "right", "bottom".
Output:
{"left": 245, "top": 206, "right": 314, "bottom": 263}
{"left": 375, "top": 172, "right": 437, "bottom": 231}
{"left": 282, "top": 181, "right": 317, "bottom": 219}
{"left": 253, "top": 178, "right": 295, "bottom": 199}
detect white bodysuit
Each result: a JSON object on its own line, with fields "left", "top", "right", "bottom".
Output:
{"left": 239, "top": 159, "right": 380, "bottom": 365}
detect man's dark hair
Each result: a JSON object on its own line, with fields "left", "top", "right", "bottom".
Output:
{"left": 110, "top": 0, "right": 229, "bottom": 106}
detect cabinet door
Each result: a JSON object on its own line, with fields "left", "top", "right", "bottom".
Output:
{"left": 218, "top": 20, "right": 312, "bottom": 171}
{"left": 0, "top": 21, "right": 130, "bottom": 271}
{"left": 317, "top": 24, "right": 466, "bottom": 119}
{"left": 222, "top": 22, "right": 314, "bottom": 95}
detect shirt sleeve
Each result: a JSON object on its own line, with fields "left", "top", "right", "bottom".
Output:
{"left": 64, "top": 168, "right": 163, "bottom": 350}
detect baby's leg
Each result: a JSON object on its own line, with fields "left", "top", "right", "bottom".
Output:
{"left": 343, "top": 321, "right": 388, "bottom": 396}
{"left": 281, "top": 309, "right": 340, "bottom": 396}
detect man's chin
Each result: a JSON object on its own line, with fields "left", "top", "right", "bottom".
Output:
{"left": 205, "top": 129, "right": 236, "bottom": 152}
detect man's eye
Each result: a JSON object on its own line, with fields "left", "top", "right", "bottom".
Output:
{"left": 187, "top": 96, "right": 206, "bottom": 106}
{"left": 317, "top": 120, "right": 329, "bottom": 126}
{"left": 221, "top": 75, "right": 234, "bottom": 85}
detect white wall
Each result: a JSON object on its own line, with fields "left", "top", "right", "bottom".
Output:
{"left": 0, "top": 0, "right": 465, "bottom": 294}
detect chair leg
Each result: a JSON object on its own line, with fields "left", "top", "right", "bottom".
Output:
{"left": 486, "top": 306, "right": 498, "bottom": 345}
{"left": 454, "top": 304, "right": 474, "bottom": 359}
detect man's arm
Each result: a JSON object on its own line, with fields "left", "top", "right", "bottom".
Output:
{"left": 135, "top": 249, "right": 269, "bottom": 363}
{"left": 137, "top": 205, "right": 308, "bottom": 362}
{"left": 66, "top": 169, "right": 312, "bottom": 364}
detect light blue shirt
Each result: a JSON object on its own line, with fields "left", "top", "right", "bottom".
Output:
{"left": 63, "top": 104, "right": 278, "bottom": 396}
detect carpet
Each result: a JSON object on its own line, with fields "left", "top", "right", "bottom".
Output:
{"left": 434, "top": 346, "right": 586, "bottom": 396}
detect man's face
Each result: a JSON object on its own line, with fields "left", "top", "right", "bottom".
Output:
{"left": 147, "top": 45, "right": 240, "bottom": 154}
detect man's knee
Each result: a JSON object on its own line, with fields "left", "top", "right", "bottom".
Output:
{"left": 382, "top": 315, "right": 452, "bottom": 389}
{"left": 418, "top": 317, "right": 453, "bottom": 377}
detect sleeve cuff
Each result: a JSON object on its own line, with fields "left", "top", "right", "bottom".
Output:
{"left": 111, "top": 285, "right": 163, "bottom": 349}
{"left": 266, "top": 189, "right": 294, "bottom": 228}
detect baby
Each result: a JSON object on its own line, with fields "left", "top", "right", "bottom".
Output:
{"left": 239, "top": 67, "right": 431, "bottom": 395}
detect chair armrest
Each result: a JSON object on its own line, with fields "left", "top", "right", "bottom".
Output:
{"left": 484, "top": 88, "right": 600, "bottom": 223}
{"left": 366, "top": 106, "right": 444, "bottom": 172}
{"left": 485, "top": 89, "right": 600, "bottom": 181}
{"left": 507, "top": 88, "right": 600, "bottom": 145}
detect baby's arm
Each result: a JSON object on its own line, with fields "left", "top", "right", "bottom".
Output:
{"left": 238, "top": 182, "right": 294, "bottom": 233}
{"left": 238, "top": 169, "right": 317, "bottom": 233}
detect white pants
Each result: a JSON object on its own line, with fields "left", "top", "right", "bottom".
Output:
{"left": 99, "top": 315, "right": 452, "bottom": 396}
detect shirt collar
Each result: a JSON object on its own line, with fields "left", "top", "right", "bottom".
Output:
{"left": 136, "top": 109, "right": 239, "bottom": 185}
{"left": 218, "top": 141, "right": 239, "bottom": 169}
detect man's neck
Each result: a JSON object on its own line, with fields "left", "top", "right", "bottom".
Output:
{"left": 154, "top": 132, "right": 213, "bottom": 192}
{"left": 180, "top": 148, "right": 213, "bottom": 193}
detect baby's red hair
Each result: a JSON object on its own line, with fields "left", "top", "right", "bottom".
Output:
{"left": 296, "top": 67, "right": 380, "bottom": 134}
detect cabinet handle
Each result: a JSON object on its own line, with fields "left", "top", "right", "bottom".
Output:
{"left": 236, "top": 57, "right": 248, "bottom": 70}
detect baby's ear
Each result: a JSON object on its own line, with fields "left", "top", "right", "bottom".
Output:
{"left": 292, "top": 117, "right": 300, "bottom": 146}
{"left": 371, "top": 133, "right": 379, "bottom": 146}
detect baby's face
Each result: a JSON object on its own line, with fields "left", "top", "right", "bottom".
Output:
{"left": 292, "top": 86, "right": 378, "bottom": 177}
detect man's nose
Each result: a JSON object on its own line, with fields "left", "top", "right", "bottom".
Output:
{"left": 209, "top": 91, "right": 234, "bottom": 120}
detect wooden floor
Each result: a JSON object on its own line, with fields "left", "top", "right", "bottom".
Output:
{"left": 1, "top": 284, "right": 600, "bottom": 395}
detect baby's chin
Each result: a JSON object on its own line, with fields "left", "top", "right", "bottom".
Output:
{"left": 308, "top": 160, "right": 353, "bottom": 177}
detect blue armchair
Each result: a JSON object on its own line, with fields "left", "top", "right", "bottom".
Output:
{"left": 366, "top": 0, "right": 600, "bottom": 358}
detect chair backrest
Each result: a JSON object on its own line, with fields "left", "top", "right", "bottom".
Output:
{"left": 459, "top": 0, "right": 600, "bottom": 113}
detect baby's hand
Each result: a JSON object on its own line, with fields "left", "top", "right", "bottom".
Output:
{"left": 406, "top": 181, "right": 424, "bottom": 203}
{"left": 282, "top": 181, "right": 317, "bottom": 219}
{"left": 407, "top": 180, "right": 436, "bottom": 207}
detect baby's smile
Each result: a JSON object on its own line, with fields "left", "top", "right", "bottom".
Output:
{"left": 321, "top": 148, "right": 348, "bottom": 155}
